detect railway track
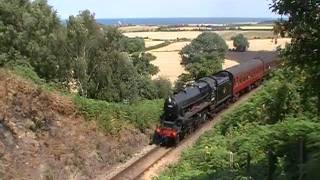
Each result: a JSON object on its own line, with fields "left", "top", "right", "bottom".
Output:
{"left": 109, "top": 87, "right": 260, "bottom": 180}
{"left": 110, "top": 146, "right": 171, "bottom": 180}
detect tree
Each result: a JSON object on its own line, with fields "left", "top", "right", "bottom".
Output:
{"left": 65, "top": 11, "right": 142, "bottom": 102}
{"left": 120, "top": 37, "right": 145, "bottom": 54}
{"left": 0, "top": 0, "right": 65, "bottom": 81}
{"left": 231, "top": 34, "right": 249, "bottom": 52}
{"left": 174, "top": 73, "right": 193, "bottom": 90}
{"left": 177, "top": 32, "right": 228, "bottom": 87}
{"left": 64, "top": 10, "right": 164, "bottom": 102}
{"left": 153, "top": 77, "right": 172, "bottom": 98}
{"left": 270, "top": 0, "right": 320, "bottom": 177}
{"left": 271, "top": 0, "right": 320, "bottom": 116}
{"left": 0, "top": 1, "right": 165, "bottom": 102}
{"left": 180, "top": 32, "right": 228, "bottom": 65}
{"left": 131, "top": 52, "right": 159, "bottom": 77}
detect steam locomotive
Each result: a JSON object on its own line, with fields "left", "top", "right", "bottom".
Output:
{"left": 154, "top": 55, "right": 279, "bottom": 145}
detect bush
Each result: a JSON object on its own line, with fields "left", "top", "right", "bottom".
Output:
{"left": 10, "top": 65, "right": 45, "bottom": 86}
{"left": 9, "top": 65, "right": 68, "bottom": 93}
{"left": 177, "top": 32, "right": 227, "bottom": 86}
{"left": 74, "top": 96, "right": 164, "bottom": 135}
{"left": 152, "top": 77, "right": 172, "bottom": 98}
{"left": 231, "top": 34, "right": 249, "bottom": 52}
{"left": 181, "top": 32, "right": 227, "bottom": 65}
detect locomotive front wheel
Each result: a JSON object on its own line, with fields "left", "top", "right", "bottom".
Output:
{"left": 174, "top": 135, "right": 180, "bottom": 146}
{"left": 152, "top": 133, "right": 161, "bottom": 145}
{"left": 202, "top": 113, "right": 208, "bottom": 123}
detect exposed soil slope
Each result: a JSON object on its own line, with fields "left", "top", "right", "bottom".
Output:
{"left": 0, "top": 70, "right": 148, "bottom": 180}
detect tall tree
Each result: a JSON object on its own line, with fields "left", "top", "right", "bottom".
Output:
{"left": 177, "top": 32, "right": 228, "bottom": 87}
{"left": 231, "top": 34, "right": 249, "bottom": 52}
{"left": 0, "top": 0, "right": 65, "bottom": 80}
{"left": 271, "top": 0, "right": 320, "bottom": 116}
{"left": 271, "top": 0, "right": 320, "bottom": 176}
{"left": 131, "top": 52, "right": 159, "bottom": 77}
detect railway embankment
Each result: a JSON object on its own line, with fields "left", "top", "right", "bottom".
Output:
{"left": 0, "top": 68, "right": 160, "bottom": 179}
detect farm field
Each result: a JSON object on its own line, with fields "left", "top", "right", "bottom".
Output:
{"left": 125, "top": 30, "right": 274, "bottom": 40}
{"left": 239, "top": 25, "right": 274, "bottom": 30}
{"left": 145, "top": 40, "right": 165, "bottom": 48}
{"left": 148, "top": 38, "right": 291, "bottom": 83}
{"left": 119, "top": 25, "right": 159, "bottom": 32}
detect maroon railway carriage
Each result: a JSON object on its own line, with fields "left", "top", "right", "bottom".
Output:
{"left": 224, "top": 59, "right": 264, "bottom": 98}
{"left": 259, "top": 55, "right": 280, "bottom": 75}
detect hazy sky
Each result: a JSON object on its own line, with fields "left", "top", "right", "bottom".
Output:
{"left": 47, "top": 0, "right": 278, "bottom": 19}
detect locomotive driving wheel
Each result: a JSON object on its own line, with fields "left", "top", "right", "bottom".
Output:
{"left": 174, "top": 134, "right": 180, "bottom": 146}
{"left": 202, "top": 112, "right": 208, "bottom": 123}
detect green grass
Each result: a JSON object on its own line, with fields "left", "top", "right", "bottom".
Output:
{"left": 9, "top": 65, "right": 68, "bottom": 93}
{"left": 74, "top": 96, "right": 164, "bottom": 135}
{"left": 10, "top": 65, "right": 45, "bottom": 86}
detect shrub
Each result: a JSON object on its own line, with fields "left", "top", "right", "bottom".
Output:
{"left": 74, "top": 96, "right": 163, "bottom": 135}
{"left": 153, "top": 77, "right": 172, "bottom": 98}
{"left": 231, "top": 34, "right": 250, "bottom": 52}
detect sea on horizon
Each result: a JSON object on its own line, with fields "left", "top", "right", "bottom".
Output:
{"left": 96, "top": 17, "right": 277, "bottom": 26}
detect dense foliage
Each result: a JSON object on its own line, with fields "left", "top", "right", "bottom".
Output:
{"left": 159, "top": 0, "right": 320, "bottom": 179}
{"left": 0, "top": 0, "right": 171, "bottom": 103}
{"left": 0, "top": 0, "right": 64, "bottom": 80}
{"left": 231, "top": 34, "right": 250, "bottom": 52}
{"left": 159, "top": 69, "right": 320, "bottom": 179}
{"left": 271, "top": 0, "right": 320, "bottom": 116}
{"left": 176, "top": 32, "right": 228, "bottom": 89}
{"left": 74, "top": 96, "right": 164, "bottom": 135}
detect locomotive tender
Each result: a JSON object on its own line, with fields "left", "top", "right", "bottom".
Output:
{"left": 154, "top": 56, "right": 279, "bottom": 145}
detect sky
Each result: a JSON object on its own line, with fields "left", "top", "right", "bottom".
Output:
{"left": 47, "top": 0, "right": 278, "bottom": 19}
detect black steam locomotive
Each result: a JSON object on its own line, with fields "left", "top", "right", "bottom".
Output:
{"left": 154, "top": 56, "right": 279, "bottom": 145}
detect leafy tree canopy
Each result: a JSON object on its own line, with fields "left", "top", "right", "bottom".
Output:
{"left": 271, "top": 0, "right": 320, "bottom": 115}
{"left": 176, "top": 32, "right": 227, "bottom": 88}
{"left": 180, "top": 32, "right": 228, "bottom": 65}
{"left": 231, "top": 34, "right": 249, "bottom": 52}
{"left": 0, "top": 0, "right": 170, "bottom": 102}
{"left": 120, "top": 37, "right": 145, "bottom": 54}
{"left": 131, "top": 52, "right": 159, "bottom": 77}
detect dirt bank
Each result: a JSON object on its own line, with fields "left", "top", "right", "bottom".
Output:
{"left": 0, "top": 70, "right": 149, "bottom": 180}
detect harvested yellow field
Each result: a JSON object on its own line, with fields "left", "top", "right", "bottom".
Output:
{"left": 125, "top": 30, "right": 274, "bottom": 40}
{"left": 151, "top": 51, "right": 186, "bottom": 83}
{"left": 119, "top": 25, "right": 158, "bottom": 32}
{"left": 226, "top": 38, "right": 291, "bottom": 51}
{"left": 247, "top": 38, "right": 290, "bottom": 51}
{"left": 145, "top": 40, "right": 165, "bottom": 48}
{"left": 239, "top": 26, "right": 274, "bottom": 30}
{"left": 150, "top": 38, "right": 290, "bottom": 83}
{"left": 223, "top": 59, "right": 240, "bottom": 69}
{"left": 126, "top": 31, "right": 202, "bottom": 40}
{"left": 149, "top": 41, "right": 190, "bottom": 52}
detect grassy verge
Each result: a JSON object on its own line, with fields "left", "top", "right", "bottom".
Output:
{"left": 9, "top": 65, "right": 68, "bottom": 93}
{"left": 74, "top": 96, "right": 163, "bottom": 135}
